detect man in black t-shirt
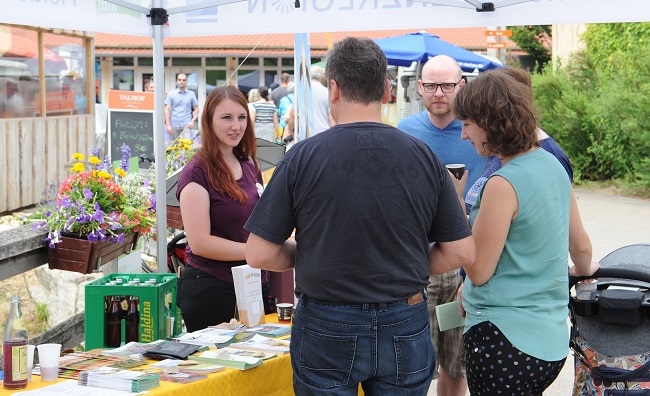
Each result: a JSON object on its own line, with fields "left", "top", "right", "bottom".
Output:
{"left": 245, "top": 37, "right": 474, "bottom": 396}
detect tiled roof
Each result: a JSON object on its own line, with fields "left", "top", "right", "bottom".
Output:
{"left": 95, "top": 28, "right": 517, "bottom": 56}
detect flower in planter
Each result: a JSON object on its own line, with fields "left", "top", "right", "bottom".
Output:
{"left": 165, "top": 137, "right": 196, "bottom": 176}
{"left": 34, "top": 145, "right": 156, "bottom": 248}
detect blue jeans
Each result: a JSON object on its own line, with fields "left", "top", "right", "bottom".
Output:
{"left": 291, "top": 291, "right": 434, "bottom": 396}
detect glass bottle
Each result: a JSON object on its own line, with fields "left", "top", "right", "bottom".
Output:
{"left": 125, "top": 296, "right": 139, "bottom": 343}
{"left": 3, "top": 296, "right": 28, "bottom": 390}
{"left": 105, "top": 295, "right": 122, "bottom": 347}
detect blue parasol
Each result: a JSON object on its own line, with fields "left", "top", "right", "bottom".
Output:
{"left": 375, "top": 32, "right": 502, "bottom": 73}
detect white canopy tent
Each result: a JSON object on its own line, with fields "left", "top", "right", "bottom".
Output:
{"left": 2, "top": 0, "right": 649, "bottom": 271}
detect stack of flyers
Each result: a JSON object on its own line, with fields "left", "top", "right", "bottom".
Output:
{"left": 229, "top": 334, "right": 291, "bottom": 354}
{"left": 245, "top": 323, "right": 291, "bottom": 338}
{"left": 172, "top": 327, "right": 242, "bottom": 347}
{"left": 78, "top": 367, "right": 160, "bottom": 392}
{"left": 194, "top": 350, "right": 264, "bottom": 370}
{"left": 231, "top": 264, "right": 266, "bottom": 327}
{"left": 150, "top": 358, "right": 225, "bottom": 374}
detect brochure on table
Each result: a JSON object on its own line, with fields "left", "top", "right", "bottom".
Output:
{"left": 231, "top": 264, "right": 265, "bottom": 327}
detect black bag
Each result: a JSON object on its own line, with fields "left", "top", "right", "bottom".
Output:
{"left": 598, "top": 289, "right": 645, "bottom": 326}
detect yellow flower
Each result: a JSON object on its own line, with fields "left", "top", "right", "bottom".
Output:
{"left": 71, "top": 162, "right": 85, "bottom": 173}
{"left": 97, "top": 170, "right": 112, "bottom": 179}
{"left": 179, "top": 138, "right": 192, "bottom": 145}
{"left": 72, "top": 153, "right": 84, "bottom": 161}
{"left": 88, "top": 156, "right": 101, "bottom": 165}
{"left": 115, "top": 168, "right": 127, "bottom": 178}
{"left": 92, "top": 170, "right": 98, "bottom": 177}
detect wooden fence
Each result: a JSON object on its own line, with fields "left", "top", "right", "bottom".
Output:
{"left": 0, "top": 115, "right": 95, "bottom": 214}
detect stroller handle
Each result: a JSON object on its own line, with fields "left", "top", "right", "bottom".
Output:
{"left": 569, "top": 266, "right": 650, "bottom": 288}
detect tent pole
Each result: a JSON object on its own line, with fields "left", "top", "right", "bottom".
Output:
{"left": 152, "top": 0, "right": 167, "bottom": 273}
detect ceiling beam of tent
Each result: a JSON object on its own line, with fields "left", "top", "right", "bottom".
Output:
{"left": 106, "top": 0, "right": 250, "bottom": 272}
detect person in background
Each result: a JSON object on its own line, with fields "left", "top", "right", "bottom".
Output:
{"left": 247, "top": 88, "right": 260, "bottom": 104}
{"left": 176, "top": 85, "right": 271, "bottom": 332}
{"left": 244, "top": 37, "right": 475, "bottom": 395}
{"left": 397, "top": 55, "right": 487, "bottom": 396}
{"left": 309, "top": 65, "right": 331, "bottom": 136}
{"left": 453, "top": 70, "right": 599, "bottom": 396}
{"left": 165, "top": 73, "right": 199, "bottom": 141}
{"left": 270, "top": 72, "right": 290, "bottom": 107}
{"left": 145, "top": 80, "right": 155, "bottom": 93}
{"left": 277, "top": 81, "right": 294, "bottom": 131}
{"left": 250, "top": 86, "right": 279, "bottom": 142}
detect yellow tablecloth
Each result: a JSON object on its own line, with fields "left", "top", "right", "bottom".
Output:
{"left": 0, "top": 314, "right": 293, "bottom": 396}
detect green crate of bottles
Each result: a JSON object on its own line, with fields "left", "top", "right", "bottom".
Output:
{"left": 84, "top": 273, "right": 182, "bottom": 350}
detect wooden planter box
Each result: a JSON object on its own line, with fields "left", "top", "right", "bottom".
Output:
{"left": 167, "top": 205, "right": 184, "bottom": 230}
{"left": 48, "top": 232, "right": 139, "bottom": 274}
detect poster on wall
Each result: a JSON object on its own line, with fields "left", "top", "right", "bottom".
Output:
{"left": 107, "top": 90, "right": 155, "bottom": 168}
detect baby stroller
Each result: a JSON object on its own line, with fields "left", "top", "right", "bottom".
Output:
{"left": 167, "top": 232, "right": 187, "bottom": 275}
{"left": 569, "top": 244, "right": 650, "bottom": 396}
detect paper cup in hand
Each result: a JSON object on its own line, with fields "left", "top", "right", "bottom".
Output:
{"left": 37, "top": 343, "right": 61, "bottom": 382}
{"left": 446, "top": 164, "right": 465, "bottom": 180}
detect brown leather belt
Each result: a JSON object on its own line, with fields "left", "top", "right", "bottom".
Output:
{"left": 407, "top": 290, "right": 425, "bottom": 305}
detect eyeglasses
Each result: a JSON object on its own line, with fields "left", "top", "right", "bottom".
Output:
{"left": 421, "top": 80, "right": 462, "bottom": 93}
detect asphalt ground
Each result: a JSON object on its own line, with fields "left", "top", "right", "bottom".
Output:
{"left": 428, "top": 188, "right": 650, "bottom": 395}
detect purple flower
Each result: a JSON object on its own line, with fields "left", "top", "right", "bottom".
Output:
{"left": 117, "top": 233, "right": 125, "bottom": 244}
{"left": 92, "top": 209, "right": 105, "bottom": 223}
{"left": 90, "top": 147, "right": 100, "bottom": 158}
{"left": 60, "top": 197, "right": 71, "bottom": 208}
{"left": 120, "top": 144, "right": 131, "bottom": 172}
{"left": 150, "top": 195, "right": 157, "bottom": 211}
{"left": 45, "top": 210, "right": 52, "bottom": 218}
{"left": 101, "top": 155, "right": 112, "bottom": 171}
{"left": 87, "top": 232, "right": 99, "bottom": 242}
{"left": 83, "top": 188, "right": 93, "bottom": 200}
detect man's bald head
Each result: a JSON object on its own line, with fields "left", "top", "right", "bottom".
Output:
{"left": 421, "top": 55, "right": 463, "bottom": 82}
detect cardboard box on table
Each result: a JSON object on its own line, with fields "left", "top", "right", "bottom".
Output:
{"left": 84, "top": 273, "right": 183, "bottom": 350}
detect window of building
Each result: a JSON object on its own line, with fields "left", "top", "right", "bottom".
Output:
{"left": 206, "top": 58, "right": 226, "bottom": 67}
{"left": 206, "top": 70, "right": 227, "bottom": 94}
{"left": 112, "top": 70, "right": 134, "bottom": 91}
{"left": 113, "top": 57, "right": 135, "bottom": 66}
{"left": 138, "top": 57, "right": 153, "bottom": 66}
{"left": 172, "top": 57, "right": 202, "bottom": 67}
{"left": 0, "top": 25, "right": 39, "bottom": 118}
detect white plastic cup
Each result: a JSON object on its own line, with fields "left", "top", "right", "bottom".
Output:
{"left": 27, "top": 345, "right": 35, "bottom": 382}
{"left": 37, "top": 343, "right": 61, "bottom": 382}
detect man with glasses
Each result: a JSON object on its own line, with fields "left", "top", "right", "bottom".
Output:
{"left": 398, "top": 55, "right": 488, "bottom": 396}
{"left": 165, "top": 73, "right": 199, "bottom": 141}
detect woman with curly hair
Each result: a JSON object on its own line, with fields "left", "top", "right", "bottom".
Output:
{"left": 453, "top": 71, "right": 599, "bottom": 396}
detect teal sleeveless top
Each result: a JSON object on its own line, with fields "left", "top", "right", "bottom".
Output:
{"left": 463, "top": 149, "right": 572, "bottom": 361}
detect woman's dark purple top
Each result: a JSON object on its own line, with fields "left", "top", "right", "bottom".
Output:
{"left": 176, "top": 155, "right": 263, "bottom": 284}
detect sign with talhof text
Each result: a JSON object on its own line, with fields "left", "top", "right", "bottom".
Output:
{"left": 108, "top": 90, "right": 154, "bottom": 167}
